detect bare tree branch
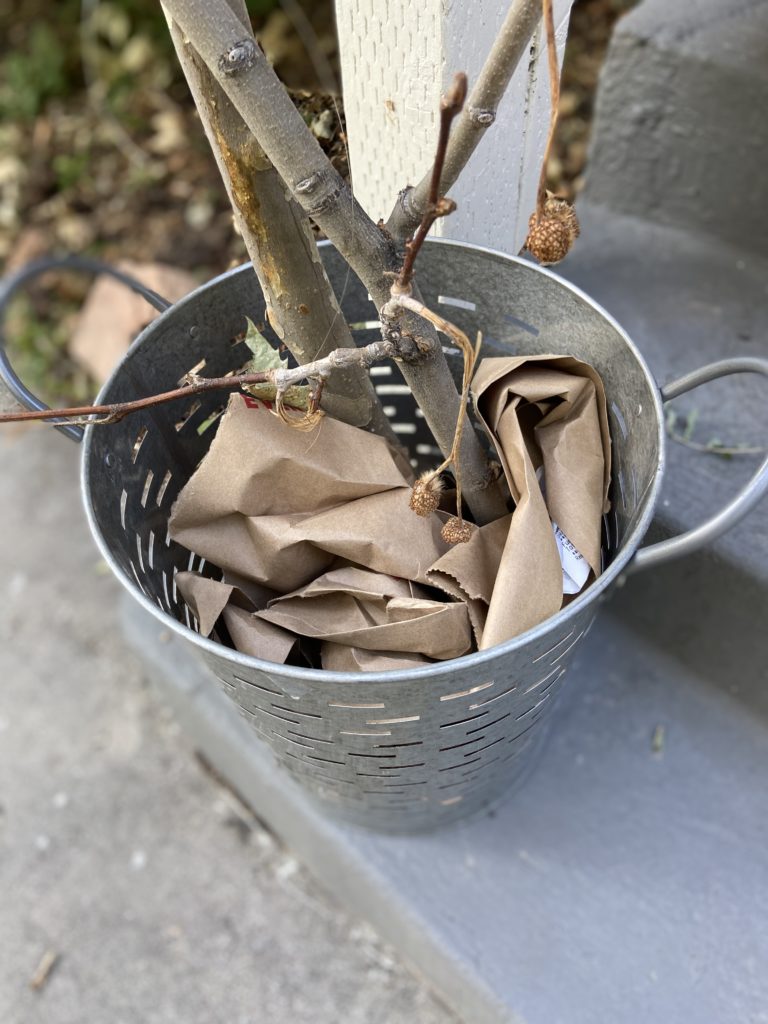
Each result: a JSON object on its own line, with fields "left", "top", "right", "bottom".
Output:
{"left": 386, "top": 0, "right": 542, "bottom": 241}
{"left": 161, "top": 0, "right": 506, "bottom": 523}
{"left": 0, "top": 342, "right": 394, "bottom": 427}
{"left": 162, "top": 0, "right": 396, "bottom": 441}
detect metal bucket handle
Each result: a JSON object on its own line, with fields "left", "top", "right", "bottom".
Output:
{"left": 629, "top": 357, "right": 768, "bottom": 573}
{"left": 0, "top": 255, "right": 171, "bottom": 442}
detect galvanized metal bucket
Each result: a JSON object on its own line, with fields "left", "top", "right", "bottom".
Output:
{"left": 2, "top": 240, "right": 767, "bottom": 831}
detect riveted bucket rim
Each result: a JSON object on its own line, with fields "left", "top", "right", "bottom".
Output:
{"left": 81, "top": 238, "right": 666, "bottom": 686}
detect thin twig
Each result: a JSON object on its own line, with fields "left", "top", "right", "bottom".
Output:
{"left": 667, "top": 430, "right": 767, "bottom": 458}
{"left": 395, "top": 73, "right": 467, "bottom": 293}
{"left": 29, "top": 950, "right": 60, "bottom": 992}
{"left": 0, "top": 342, "right": 394, "bottom": 428}
{"left": 536, "top": 0, "right": 560, "bottom": 216}
{"left": 386, "top": 0, "right": 541, "bottom": 241}
{"left": 385, "top": 292, "right": 481, "bottom": 521}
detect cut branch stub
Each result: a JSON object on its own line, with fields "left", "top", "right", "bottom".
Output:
{"left": 218, "top": 38, "right": 258, "bottom": 75}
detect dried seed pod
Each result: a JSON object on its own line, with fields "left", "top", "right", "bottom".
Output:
{"left": 441, "top": 516, "right": 473, "bottom": 544}
{"left": 409, "top": 473, "right": 443, "bottom": 517}
{"left": 525, "top": 193, "right": 580, "bottom": 266}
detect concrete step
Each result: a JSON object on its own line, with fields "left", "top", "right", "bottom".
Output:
{"left": 124, "top": 590, "right": 768, "bottom": 1024}
{"left": 121, "top": 199, "right": 768, "bottom": 1023}
{"left": 585, "top": 0, "right": 768, "bottom": 254}
{"left": 559, "top": 203, "right": 768, "bottom": 714}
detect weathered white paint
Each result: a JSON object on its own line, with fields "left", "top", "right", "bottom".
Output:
{"left": 336, "top": 0, "right": 573, "bottom": 253}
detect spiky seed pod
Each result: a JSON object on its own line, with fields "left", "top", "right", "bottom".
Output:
{"left": 409, "top": 473, "right": 443, "bottom": 517}
{"left": 441, "top": 516, "right": 473, "bottom": 545}
{"left": 525, "top": 193, "right": 580, "bottom": 266}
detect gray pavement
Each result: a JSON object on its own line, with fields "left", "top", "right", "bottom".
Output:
{"left": 0, "top": 424, "right": 456, "bottom": 1024}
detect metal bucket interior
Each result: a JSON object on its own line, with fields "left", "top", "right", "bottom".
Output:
{"left": 82, "top": 239, "right": 663, "bottom": 831}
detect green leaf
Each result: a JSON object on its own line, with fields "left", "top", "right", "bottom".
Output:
{"left": 241, "top": 319, "right": 312, "bottom": 410}
{"left": 245, "top": 382, "right": 313, "bottom": 410}
{"left": 243, "top": 318, "right": 285, "bottom": 372}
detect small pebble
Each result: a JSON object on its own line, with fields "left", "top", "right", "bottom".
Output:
{"left": 275, "top": 856, "right": 298, "bottom": 881}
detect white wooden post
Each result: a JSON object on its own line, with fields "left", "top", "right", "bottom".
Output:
{"left": 336, "top": 0, "right": 573, "bottom": 254}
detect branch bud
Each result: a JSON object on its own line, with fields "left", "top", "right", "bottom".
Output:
{"left": 218, "top": 38, "right": 257, "bottom": 76}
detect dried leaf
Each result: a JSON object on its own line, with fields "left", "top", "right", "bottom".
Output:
{"left": 243, "top": 318, "right": 284, "bottom": 370}
{"left": 243, "top": 318, "right": 311, "bottom": 409}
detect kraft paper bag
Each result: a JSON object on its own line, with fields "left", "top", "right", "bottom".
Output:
{"left": 170, "top": 352, "right": 610, "bottom": 665}
{"left": 426, "top": 513, "right": 513, "bottom": 643}
{"left": 470, "top": 355, "right": 610, "bottom": 648}
{"left": 259, "top": 566, "right": 472, "bottom": 661}
{"left": 169, "top": 395, "right": 449, "bottom": 592}
{"left": 175, "top": 570, "right": 298, "bottom": 664}
{"left": 321, "top": 644, "right": 432, "bottom": 673}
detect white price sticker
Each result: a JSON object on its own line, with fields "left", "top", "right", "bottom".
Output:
{"left": 552, "top": 522, "right": 590, "bottom": 595}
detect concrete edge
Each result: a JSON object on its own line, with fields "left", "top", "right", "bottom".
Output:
{"left": 121, "top": 596, "right": 518, "bottom": 1024}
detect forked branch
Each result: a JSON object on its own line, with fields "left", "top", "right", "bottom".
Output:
{"left": 162, "top": 0, "right": 396, "bottom": 440}
{"left": 394, "top": 73, "right": 467, "bottom": 294}
{"left": 386, "top": 0, "right": 542, "bottom": 241}
{"left": 162, "top": 0, "right": 506, "bottom": 523}
{"left": 0, "top": 342, "right": 395, "bottom": 428}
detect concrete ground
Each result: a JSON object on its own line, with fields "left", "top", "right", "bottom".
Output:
{"left": 0, "top": 423, "right": 456, "bottom": 1024}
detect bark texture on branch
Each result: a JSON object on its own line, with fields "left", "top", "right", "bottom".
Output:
{"left": 163, "top": 0, "right": 395, "bottom": 439}
{"left": 386, "top": 0, "right": 542, "bottom": 241}
{"left": 162, "top": 0, "right": 506, "bottom": 523}
{"left": 0, "top": 341, "right": 395, "bottom": 427}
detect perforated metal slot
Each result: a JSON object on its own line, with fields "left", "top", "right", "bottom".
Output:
{"left": 532, "top": 630, "right": 574, "bottom": 664}
{"left": 175, "top": 400, "right": 202, "bottom": 432}
{"left": 470, "top": 684, "right": 517, "bottom": 708}
{"left": 140, "top": 470, "right": 154, "bottom": 508}
{"left": 440, "top": 736, "right": 487, "bottom": 752}
{"left": 131, "top": 426, "right": 148, "bottom": 464}
{"left": 179, "top": 357, "right": 207, "bottom": 384}
{"left": 440, "top": 681, "right": 494, "bottom": 702}
{"left": 437, "top": 295, "right": 477, "bottom": 312}
{"left": 329, "top": 701, "right": 386, "bottom": 709}
{"left": 441, "top": 711, "right": 488, "bottom": 729}
{"left": 365, "top": 715, "right": 420, "bottom": 725}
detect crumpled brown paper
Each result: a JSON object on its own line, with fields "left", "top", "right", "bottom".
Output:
{"left": 259, "top": 566, "right": 471, "bottom": 661}
{"left": 169, "top": 352, "right": 610, "bottom": 666}
{"left": 320, "top": 644, "right": 431, "bottom": 672}
{"left": 427, "top": 513, "right": 513, "bottom": 643}
{"left": 468, "top": 355, "right": 610, "bottom": 647}
{"left": 175, "top": 570, "right": 298, "bottom": 664}
{"left": 170, "top": 395, "right": 450, "bottom": 592}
